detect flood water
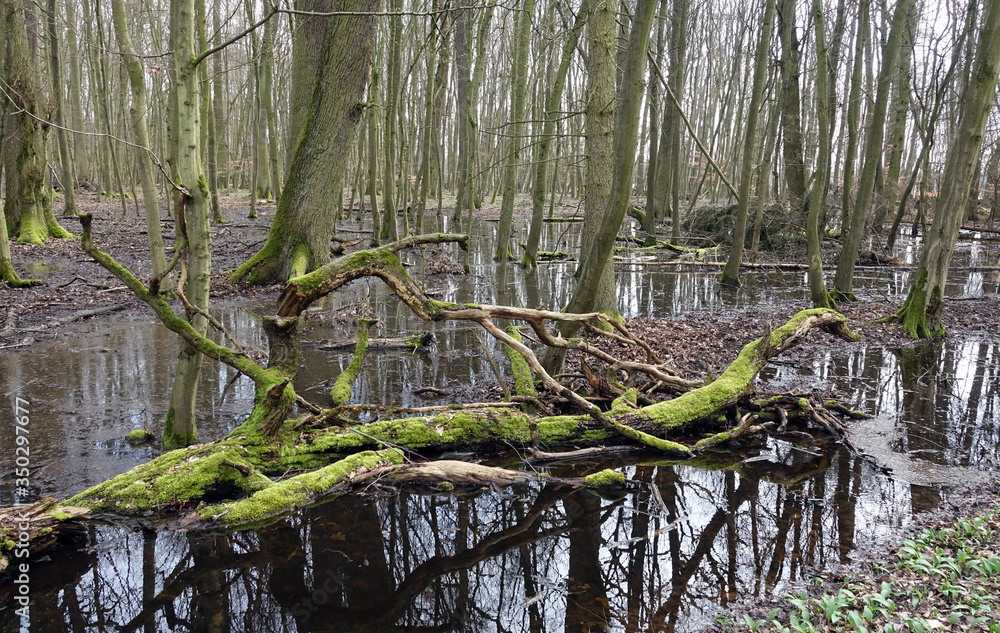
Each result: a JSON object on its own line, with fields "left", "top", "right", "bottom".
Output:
{"left": 1, "top": 216, "right": 998, "bottom": 632}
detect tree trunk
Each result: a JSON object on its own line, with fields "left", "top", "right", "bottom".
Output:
{"left": 495, "top": 0, "right": 536, "bottom": 264}
{"left": 262, "top": 16, "right": 281, "bottom": 202}
{"left": 110, "top": 0, "right": 169, "bottom": 281}
{"left": 577, "top": 0, "right": 618, "bottom": 315}
{"left": 46, "top": 0, "right": 76, "bottom": 217}
{"left": 228, "top": 0, "right": 380, "bottom": 284}
{"left": 720, "top": 0, "right": 775, "bottom": 287}
{"left": 892, "top": 0, "right": 1000, "bottom": 338}
{"left": 840, "top": 0, "right": 870, "bottom": 233}
{"left": 833, "top": 0, "right": 913, "bottom": 301}
{"left": 163, "top": 0, "right": 213, "bottom": 449}
{"left": 777, "top": 0, "right": 806, "bottom": 209}
{"left": 522, "top": 0, "right": 590, "bottom": 267}
{"left": 1, "top": 0, "right": 71, "bottom": 245}
{"left": 542, "top": 0, "right": 657, "bottom": 375}
{"left": 806, "top": 0, "right": 835, "bottom": 309}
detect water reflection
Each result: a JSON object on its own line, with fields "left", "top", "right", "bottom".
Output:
{"left": 761, "top": 338, "right": 1000, "bottom": 470}
{"left": 1, "top": 449, "right": 915, "bottom": 633}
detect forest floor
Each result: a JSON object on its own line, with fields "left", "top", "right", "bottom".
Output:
{"left": 4, "top": 193, "right": 1000, "bottom": 630}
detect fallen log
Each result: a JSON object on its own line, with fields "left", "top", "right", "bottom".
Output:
{"left": 311, "top": 332, "right": 433, "bottom": 351}
{"left": 64, "top": 219, "right": 862, "bottom": 535}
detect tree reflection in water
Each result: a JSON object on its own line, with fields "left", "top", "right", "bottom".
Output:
{"left": 5, "top": 448, "right": 917, "bottom": 633}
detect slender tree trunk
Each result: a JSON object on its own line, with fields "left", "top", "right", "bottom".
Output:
{"left": 777, "top": 0, "right": 806, "bottom": 209}
{"left": 893, "top": 0, "right": 1000, "bottom": 338}
{"left": 523, "top": 0, "right": 589, "bottom": 267}
{"left": 543, "top": 0, "right": 657, "bottom": 374}
{"left": 110, "top": 0, "right": 169, "bottom": 280}
{"left": 882, "top": 0, "right": 916, "bottom": 227}
{"left": 833, "top": 0, "right": 913, "bottom": 300}
{"left": 164, "top": 0, "right": 213, "bottom": 448}
{"left": 416, "top": 2, "right": 439, "bottom": 230}
{"left": 262, "top": 16, "right": 281, "bottom": 202}
{"left": 841, "top": 0, "right": 870, "bottom": 233}
{"left": 65, "top": 0, "right": 84, "bottom": 180}
{"left": 46, "top": 0, "right": 76, "bottom": 216}
{"left": 495, "top": 0, "right": 537, "bottom": 264}
{"left": 720, "top": 0, "right": 775, "bottom": 287}
{"left": 578, "top": 0, "right": 618, "bottom": 315}
{"left": 380, "top": 0, "right": 402, "bottom": 242}
{"left": 806, "top": 0, "right": 835, "bottom": 309}
{"left": 212, "top": 1, "right": 227, "bottom": 191}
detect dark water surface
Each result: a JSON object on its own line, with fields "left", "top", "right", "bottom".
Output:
{"left": 1, "top": 218, "right": 998, "bottom": 631}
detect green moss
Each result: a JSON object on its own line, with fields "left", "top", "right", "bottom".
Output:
{"left": 288, "top": 242, "right": 310, "bottom": 279}
{"left": 331, "top": 319, "right": 376, "bottom": 406}
{"left": 583, "top": 469, "right": 626, "bottom": 488}
{"left": 610, "top": 389, "right": 638, "bottom": 413}
{"left": 48, "top": 510, "right": 73, "bottom": 521}
{"left": 693, "top": 431, "right": 734, "bottom": 449}
{"left": 201, "top": 449, "right": 404, "bottom": 528}
{"left": 504, "top": 326, "right": 538, "bottom": 398}
{"left": 68, "top": 444, "right": 266, "bottom": 512}
{"left": 126, "top": 429, "right": 156, "bottom": 443}
{"left": 163, "top": 406, "right": 198, "bottom": 449}
{"left": 639, "top": 309, "right": 849, "bottom": 431}
{"left": 17, "top": 212, "right": 47, "bottom": 245}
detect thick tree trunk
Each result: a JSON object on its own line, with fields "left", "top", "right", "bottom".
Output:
{"left": 720, "top": 0, "right": 775, "bottom": 287}
{"left": 228, "top": 0, "right": 380, "bottom": 283}
{"left": 1, "top": 0, "right": 72, "bottom": 245}
{"left": 892, "top": 0, "right": 1000, "bottom": 338}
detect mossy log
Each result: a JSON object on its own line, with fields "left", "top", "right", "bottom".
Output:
{"left": 69, "top": 218, "right": 860, "bottom": 531}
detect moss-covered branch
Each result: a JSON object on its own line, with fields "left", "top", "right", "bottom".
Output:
{"left": 330, "top": 319, "right": 377, "bottom": 405}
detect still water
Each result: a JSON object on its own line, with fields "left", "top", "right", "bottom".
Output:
{"left": 0, "top": 217, "right": 997, "bottom": 632}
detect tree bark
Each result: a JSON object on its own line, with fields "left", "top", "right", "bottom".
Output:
{"left": 46, "top": 0, "right": 76, "bottom": 217}
{"left": 542, "top": 0, "right": 657, "bottom": 375}
{"left": 1, "top": 0, "right": 72, "bottom": 245}
{"left": 163, "top": 0, "right": 213, "bottom": 449}
{"left": 806, "top": 0, "right": 835, "bottom": 309}
{"left": 522, "top": 0, "right": 590, "bottom": 267}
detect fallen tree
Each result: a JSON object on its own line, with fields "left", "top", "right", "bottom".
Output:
{"left": 3, "top": 215, "right": 861, "bottom": 555}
